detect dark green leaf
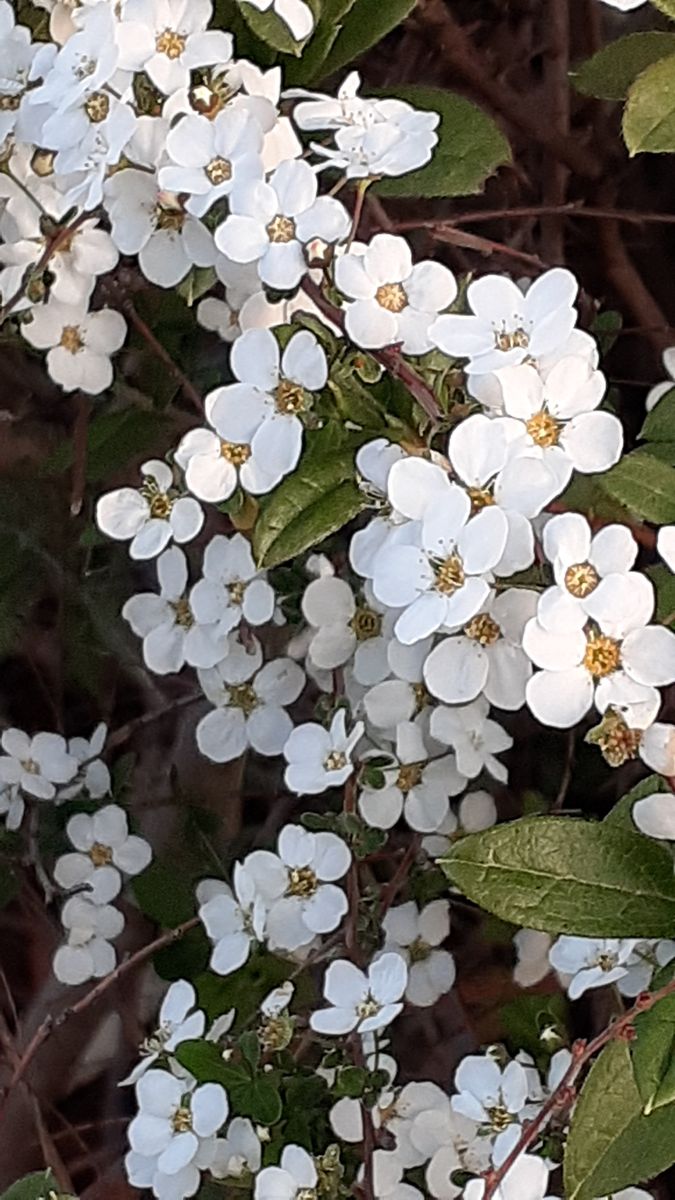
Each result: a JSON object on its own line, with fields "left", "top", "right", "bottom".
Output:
{"left": 623, "top": 52, "right": 675, "bottom": 155}
{"left": 564, "top": 1040, "right": 675, "bottom": 1199}
{"left": 633, "top": 977, "right": 675, "bottom": 1112}
{"left": 252, "top": 450, "right": 365, "bottom": 567}
{"left": 600, "top": 449, "right": 675, "bottom": 523}
{"left": 500, "top": 993, "right": 569, "bottom": 1066}
{"left": 571, "top": 33, "right": 675, "bottom": 100}
{"left": 647, "top": 565, "right": 675, "bottom": 624}
{"left": 644, "top": 439, "right": 675, "bottom": 463}
{"left": 239, "top": 1030, "right": 261, "bottom": 1070}
{"left": 237, "top": 0, "right": 321, "bottom": 54}
{"left": 0, "top": 1174, "right": 64, "bottom": 1200}
{"left": 176, "top": 1039, "right": 248, "bottom": 1089}
{"left": 318, "top": 0, "right": 415, "bottom": 78}
{"left": 335, "top": 1066, "right": 367, "bottom": 1097}
{"left": 442, "top": 817, "right": 675, "bottom": 937}
{"left": 240, "top": 1076, "right": 283, "bottom": 1125}
{"left": 132, "top": 860, "right": 195, "bottom": 928}
{"left": 375, "top": 87, "right": 511, "bottom": 200}
{"left": 640, "top": 387, "right": 675, "bottom": 441}
{"left": 282, "top": 0, "right": 357, "bottom": 85}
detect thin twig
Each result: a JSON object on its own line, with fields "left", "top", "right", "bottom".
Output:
{"left": 122, "top": 299, "right": 204, "bottom": 415}
{"left": 104, "top": 690, "right": 203, "bottom": 753}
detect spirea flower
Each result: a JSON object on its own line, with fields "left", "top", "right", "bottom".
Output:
{"left": 310, "top": 952, "right": 408, "bottom": 1034}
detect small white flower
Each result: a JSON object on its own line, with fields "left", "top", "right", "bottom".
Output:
{"left": 283, "top": 709, "right": 363, "bottom": 794}
{"left": 260, "top": 824, "right": 352, "bottom": 952}
{"left": 121, "top": 979, "right": 207, "bottom": 1085}
{"left": 190, "top": 534, "right": 275, "bottom": 635}
{"left": 464, "top": 1153, "right": 550, "bottom": 1200}
{"left": 199, "top": 861, "right": 267, "bottom": 975}
{"left": 431, "top": 268, "right": 578, "bottom": 375}
{"left": 452, "top": 1054, "right": 530, "bottom": 1164}
{"left": 57, "top": 722, "right": 111, "bottom": 801}
{"left": 359, "top": 721, "right": 466, "bottom": 833}
{"left": 127, "top": 1071, "right": 228, "bottom": 1193}
{"left": 197, "top": 656, "right": 305, "bottom": 763}
{"left": 54, "top": 804, "right": 152, "bottom": 903}
{"left": 0, "top": 729, "right": 77, "bottom": 800}
{"left": 640, "top": 721, "right": 675, "bottom": 776}
{"left": 302, "top": 575, "right": 393, "bottom": 683}
{"left": 311, "top": 952, "right": 407, "bottom": 1034}
{"left": 255, "top": 1144, "right": 317, "bottom": 1200}
{"left": 0, "top": 784, "right": 24, "bottom": 832}
{"left": 21, "top": 300, "right": 126, "bottom": 394}
{"left": 96, "top": 460, "right": 204, "bottom": 560}
{"left": 619, "top": 940, "right": 675, "bottom": 996}
{"left": 245, "top": 0, "right": 315, "bottom": 40}
{"left": 421, "top": 791, "right": 497, "bottom": 858}
{"left": 160, "top": 108, "right": 264, "bottom": 217}
{"left": 0, "top": 218, "right": 118, "bottom": 308}
{"left": 122, "top": 547, "right": 230, "bottom": 674}
{"left": 117, "top": 0, "right": 234, "bottom": 95}
{"left": 548, "top": 936, "right": 637, "bottom": 999}
{"left": 212, "top": 1117, "right": 261, "bottom": 1180}
{"left": 335, "top": 234, "right": 456, "bottom": 353}
{"left": 54, "top": 895, "right": 125, "bottom": 985}
{"left": 540, "top": 512, "right": 639, "bottom": 625}
{"left": 382, "top": 900, "right": 456, "bottom": 1008}
{"left": 430, "top": 698, "right": 513, "bottom": 783}
{"left": 371, "top": 1149, "right": 423, "bottom": 1200}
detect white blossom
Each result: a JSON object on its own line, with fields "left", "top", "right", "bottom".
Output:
{"left": 197, "top": 656, "right": 305, "bottom": 762}
{"left": 382, "top": 900, "right": 455, "bottom": 1007}
{"left": 21, "top": 300, "right": 126, "bottom": 394}
{"left": 548, "top": 936, "right": 637, "bottom": 999}
{"left": 430, "top": 698, "right": 513, "bottom": 783}
{"left": 283, "top": 709, "right": 363, "bottom": 794}
{"left": 54, "top": 804, "right": 152, "bottom": 903}
{"left": 311, "top": 952, "right": 407, "bottom": 1034}
{"left": 96, "top": 460, "right": 204, "bottom": 560}
{"left": 54, "top": 895, "right": 125, "bottom": 985}
{"left": 0, "top": 729, "right": 77, "bottom": 800}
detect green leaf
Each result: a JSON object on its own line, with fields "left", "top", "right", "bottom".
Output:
{"left": 571, "top": 33, "right": 675, "bottom": 100}
{"left": 623, "top": 52, "right": 675, "bottom": 155}
{"left": 241, "top": 1076, "right": 283, "bottom": 1125}
{"left": 282, "top": 0, "right": 357, "bottom": 85}
{"left": 564, "top": 1040, "right": 675, "bottom": 1199}
{"left": 237, "top": 0, "right": 321, "bottom": 54}
{"left": 318, "top": 0, "right": 415, "bottom": 78}
{"left": 647, "top": 565, "right": 675, "bottom": 624}
{"left": 176, "top": 1040, "right": 250, "bottom": 1089}
{"left": 0, "top": 1174, "right": 61, "bottom": 1200}
{"left": 375, "top": 87, "right": 511, "bottom": 199}
{"left": 633, "top": 976, "right": 675, "bottom": 1112}
{"left": 252, "top": 450, "right": 365, "bottom": 568}
{"left": 651, "top": 0, "right": 675, "bottom": 19}
{"left": 600, "top": 449, "right": 675, "bottom": 523}
{"left": 239, "top": 1030, "right": 261, "bottom": 1070}
{"left": 604, "top": 774, "right": 671, "bottom": 831}
{"left": 640, "top": 386, "right": 675, "bottom": 441}
{"left": 132, "top": 859, "right": 195, "bottom": 927}
{"left": 442, "top": 817, "right": 675, "bottom": 937}
{"left": 644, "top": 439, "right": 675, "bottom": 463}
{"left": 500, "top": 993, "right": 569, "bottom": 1066}
{"left": 335, "top": 1066, "right": 368, "bottom": 1097}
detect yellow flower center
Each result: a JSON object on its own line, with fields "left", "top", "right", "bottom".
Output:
{"left": 375, "top": 283, "right": 408, "bottom": 313}
{"left": 487, "top": 1105, "right": 514, "bottom": 1133}
{"left": 170, "top": 598, "right": 194, "bottom": 628}
{"left": 149, "top": 493, "right": 172, "bottom": 519}
{"left": 526, "top": 410, "right": 560, "bottom": 448}
{"left": 287, "top": 866, "right": 318, "bottom": 898}
{"left": 60, "top": 325, "right": 84, "bottom": 354}
{"left": 228, "top": 683, "right": 258, "bottom": 715}
{"left": 21, "top": 759, "right": 39, "bottom": 775}
{"left": 155, "top": 203, "right": 186, "bottom": 233}
{"left": 396, "top": 762, "right": 424, "bottom": 793}
{"left": 564, "top": 562, "right": 599, "bottom": 599}
{"left": 275, "top": 379, "right": 305, "bottom": 415}
{"left": 89, "top": 841, "right": 113, "bottom": 867}
{"left": 494, "top": 327, "right": 529, "bottom": 352}
{"left": 171, "top": 1105, "right": 193, "bottom": 1133}
{"left": 435, "top": 553, "right": 465, "bottom": 595}
{"left": 156, "top": 29, "right": 187, "bottom": 59}
{"left": 324, "top": 750, "right": 347, "bottom": 772}
{"left": 349, "top": 607, "right": 382, "bottom": 642}
{"left": 587, "top": 710, "right": 641, "bottom": 768}
{"left": 597, "top": 952, "right": 618, "bottom": 972}
{"left": 408, "top": 937, "right": 432, "bottom": 964}
{"left": 583, "top": 632, "right": 621, "bottom": 679}
{"left": 0, "top": 94, "right": 21, "bottom": 112}
{"left": 467, "top": 486, "right": 495, "bottom": 513}
{"left": 84, "top": 90, "right": 110, "bottom": 123}
{"left": 205, "top": 156, "right": 232, "bottom": 185}
{"left": 227, "top": 580, "right": 247, "bottom": 606}
{"left": 356, "top": 995, "right": 381, "bottom": 1020}
{"left": 297, "top": 1191, "right": 318, "bottom": 1200}
{"left": 464, "top": 613, "right": 501, "bottom": 646}
{"left": 220, "top": 440, "right": 251, "bottom": 466}
{"left": 266, "top": 215, "right": 296, "bottom": 244}
{"left": 412, "top": 682, "right": 430, "bottom": 712}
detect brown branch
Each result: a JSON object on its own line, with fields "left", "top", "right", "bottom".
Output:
{"left": 483, "top": 977, "right": 675, "bottom": 1199}
{"left": 541, "top": 1, "right": 571, "bottom": 263}
{"left": 104, "top": 690, "right": 203, "bottom": 753}
{"left": 0, "top": 211, "right": 92, "bottom": 324}
{"left": 301, "top": 278, "right": 442, "bottom": 422}
{"left": 122, "top": 299, "right": 204, "bottom": 415}
{"left": 414, "top": 0, "right": 601, "bottom": 180}
{"left": 596, "top": 194, "right": 672, "bottom": 356}
{"left": 0, "top": 916, "right": 200, "bottom": 1117}
{"left": 446, "top": 205, "right": 675, "bottom": 229}
{"left": 378, "top": 836, "right": 421, "bottom": 917}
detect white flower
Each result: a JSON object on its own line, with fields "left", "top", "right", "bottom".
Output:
{"left": 197, "top": 656, "right": 305, "bottom": 763}
{"left": 212, "top": 1117, "right": 261, "bottom": 1180}
{"left": 513, "top": 930, "right": 553, "bottom": 989}
{"left": 121, "top": 979, "right": 207, "bottom": 1085}
{"left": 421, "top": 790, "right": 497, "bottom": 857}
{"left": 658, "top": 526, "right": 675, "bottom": 573}
{"left": 0, "top": 3, "right": 40, "bottom": 144}
{"left": 597, "top": 0, "right": 646, "bottom": 9}
{"left": 524, "top": 580, "right": 675, "bottom": 729}
{"left": 199, "top": 862, "right": 267, "bottom": 975}
{"left": 647, "top": 347, "right": 675, "bottom": 411}
{"left": 619, "top": 940, "right": 675, "bottom": 996}
{"left": 540, "top": 512, "right": 639, "bottom": 624}
{"left": 215, "top": 159, "right": 350, "bottom": 290}
{"left": 255, "top": 1144, "right": 317, "bottom": 1200}
{"left": 548, "top": 936, "right": 637, "bottom": 999}
{"left": 0, "top": 784, "right": 24, "bottom": 832}
{"left": 464, "top": 1154, "right": 550, "bottom": 1200}
{"left": 21, "top": 300, "right": 126, "bottom": 394}
{"left": 175, "top": 381, "right": 282, "bottom": 501}
{"left": 259, "top": 824, "right": 351, "bottom": 952}
{"left": 122, "top": 547, "right": 229, "bottom": 674}
{"left": 633, "top": 790, "right": 675, "bottom": 840}
{"left": 0, "top": 729, "right": 77, "bottom": 800}
{"left": 640, "top": 722, "right": 675, "bottom": 776}
{"left": 0, "top": 218, "right": 118, "bottom": 308}
{"left": 335, "top": 235, "right": 456, "bottom": 354}
{"left": 361, "top": 637, "right": 433, "bottom": 731}
{"left": 452, "top": 1054, "right": 530, "bottom": 1164}
{"left": 127, "top": 1072, "right": 228, "bottom": 1196}
{"left": 302, "top": 575, "right": 393, "bottom": 682}
{"left": 430, "top": 698, "right": 513, "bottom": 783}
{"left": 493, "top": 356, "right": 622, "bottom": 485}
{"left": 160, "top": 108, "right": 264, "bottom": 217}
{"left": 382, "top": 901, "right": 455, "bottom": 1008}
{"left": 310, "top": 952, "right": 407, "bottom": 1034}
{"left": 284, "top": 709, "right": 363, "bottom": 794}
{"left": 371, "top": 1149, "right": 423, "bottom": 1200}
{"left": 431, "top": 268, "right": 578, "bottom": 375}
{"left": 96, "top": 460, "right": 204, "bottom": 560}
{"left": 118, "top": 0, "right": 234, "bottom": 95}
{"left": 373, "top": 469, "right": 509, "bottom": 646}
{"left": 57, "top": 722, "right": 111, "bottom": 801}
{"left": 423, "top": 589, "right": 538, "bottom": 710}
{"left": 54, "top": 804, "right": 152, "bottom": 903}
{"left": 359, "top": 721, "right": 466, "bottom": 833}
{"left": 54, "top": 895, "right": 125, "bottom": 984}
{"left": 190, "top": 534, "right": 275, "bottom": 635}
{"left": 204, "top": 328, "right": 327, "bottom": 488}
{"left": 245, "top": 0, "right": 314, "bottom": 40}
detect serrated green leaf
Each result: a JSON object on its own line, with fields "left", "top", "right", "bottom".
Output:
{"left": 623, "top": 52, "right": 675, "bottom": 154}
{"left": 237, "top": 0, "right": 321, "bottom": 54}
{"left": 252, "top": 451, "right": 365, "bottom": 567}
{"left": 0, "top": 1174, "right": 64, "bottom": 1200}
{"left": 604, "top": 774, "right": 671, "bottom": 830}
{"left": 600, "top": 449, "right": 675, "bottom": 523}
{"left": 640, "top": 386, "right": 675, "bottom": 441}
{"left": 318, "top": 0, "right": 416, "bottom": 78}
{"left": 633, "top": 976, "right": 675, "bottom": 1112}
{"left": 442, "top": 817, "right": 675, "bottom": 937}
{"left": 571, "top": 33, "right": 675, "bottom": 100}
{"left": 564, "top": 1040, "right": 675, "bottom": 1199}
{"left": 375, "top": 87, "right": 511, "bottom": 200}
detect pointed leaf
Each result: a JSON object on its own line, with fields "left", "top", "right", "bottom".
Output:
{"left": 318, "top": 0, "right": 416, "bottom": 78}
{"left": 600, "top": 449, "right": 675, "bottom": 523}
{"left": 640, "top": 386, "right": 675, "bottom": 441}
{"left": 572, "top": 32, "right": 675, "bottom": 100}
{"left": 623, "top": 52, "right": 675, "bottom": 155}
{"left": 633, "top": 972, "right": 675, "bottom": 1113}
